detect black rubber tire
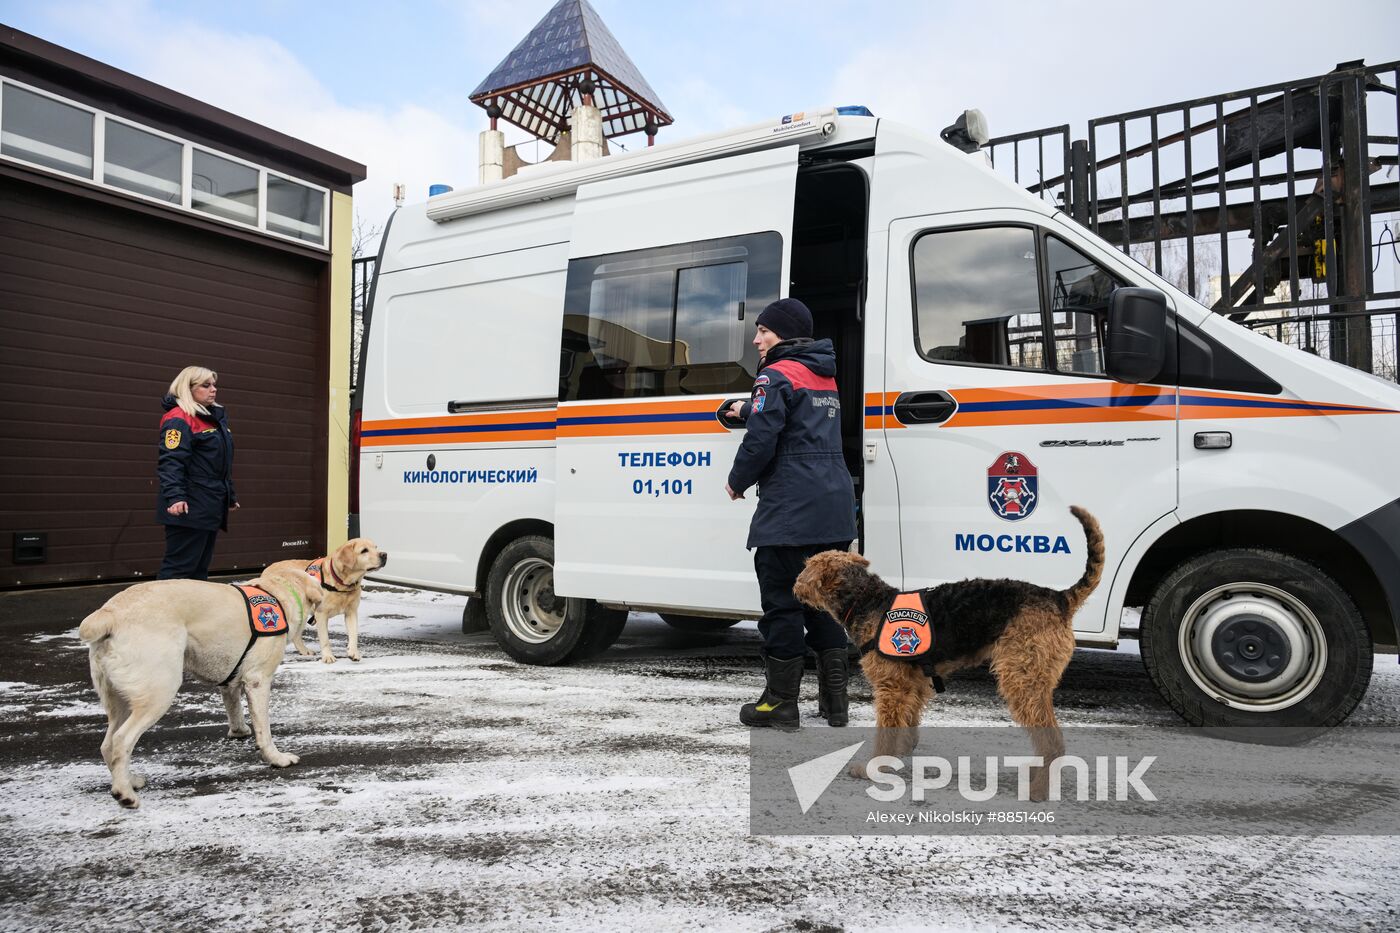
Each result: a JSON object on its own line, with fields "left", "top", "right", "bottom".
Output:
{"left": 569, "top": 606, "right": 629, "bottom": 661}
{"left": 484, "top": 535, "right": 617, "bottom": 665}
{"left": 462, "top": 596, "right": 489, "bottom": 634}
{"left": 659, "top": 613, "right": 741, "bottom": 632}
{"left": 1140, "top": 548, "right": 1372, "bottom": 732}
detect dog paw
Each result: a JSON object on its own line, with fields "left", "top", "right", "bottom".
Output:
{"left": 266, "top": 752, "right": 299, "bottom": 768}
{"left": 226, "top": 728, "right": 252, "bottom": 740}
{"left": 111, "top": 788, "right": 140, "bottom": 809}
{"left": 130, "top": 773, "right": 147, "bottom": 790}
{"left": 847, "top": 761, "right": 870, "bottom": 780}
{"left": 294, "top": 645, "right": 315, "bottom": 657}
{"left": 320, "top": 653, "right": 337, "bottom": 665}
{"left": 348, "top": 651, "right": 361, "bottom": 662}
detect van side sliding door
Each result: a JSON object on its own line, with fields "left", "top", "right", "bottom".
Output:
{"left": 554, "top": 145, "right": 800, "bottom": 616}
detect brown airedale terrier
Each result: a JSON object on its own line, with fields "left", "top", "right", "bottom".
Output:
{"left": 793, "top": 506, "right": 1104, "bottom": 799}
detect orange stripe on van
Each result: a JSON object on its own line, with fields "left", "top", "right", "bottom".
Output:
{"left": 361, "top": 409, "right": 558, "bottom": 447}
{"left": 863, "top": 391, "right": 903, "bottom": 430}
{"left": 556, "top": 398, "right": 729, "bottom": 438}
{"left": 941, "top": 383, "right": 1173, "bottom": 428}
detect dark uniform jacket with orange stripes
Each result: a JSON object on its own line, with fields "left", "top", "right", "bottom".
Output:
{"left": 728, "top": 338, "right": 857, "bottom": 549}
{"left": 156, "top": 395, "right": 236, "bottom": 531}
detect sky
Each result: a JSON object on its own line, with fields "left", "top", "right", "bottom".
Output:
{"left": 3, "top": 0, "right": 1398, "bottom": 239}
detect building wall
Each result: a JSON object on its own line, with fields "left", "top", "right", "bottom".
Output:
{"left": 327, "top": 190, "right": 353, "bottom": 553}
{"left": 0, "top": 172, "right": 327, "bottom": 585}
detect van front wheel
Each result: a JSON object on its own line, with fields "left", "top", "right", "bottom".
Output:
{"left": 485, "top": 535, "right": 618, "bottom": 665}
{"left": 1140, "top": 548, "right": 1371, "bottom": 729}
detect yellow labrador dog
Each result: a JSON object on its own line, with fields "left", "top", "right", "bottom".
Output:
{"left": 78, "top": 569, "right": 323, "bottom": 809}
{"left": 267, "top": 537, "right": 388, "bottom": 664}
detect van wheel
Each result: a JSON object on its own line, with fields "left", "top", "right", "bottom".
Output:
{"left": 660, "top": 613, "right": 741, "bottom": 632}
{"left": 485, "top": 535, "right": 616, "bottom": 665}
{"left": 1140, "top": 548, "right": 1371, "bottom": 730}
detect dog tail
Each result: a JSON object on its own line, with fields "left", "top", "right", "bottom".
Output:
{"left": 78, "top": 607, "right": 116, "bottom": 644}
{"left": 1061, "top": 506, "right": 1105, "bottom": 612}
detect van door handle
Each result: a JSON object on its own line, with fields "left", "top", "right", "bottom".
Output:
{"left": 892, "top": 391, "right": 957, "bottom": 425}
{"left": 717, "top": 398, "right": 748, "bottom": 429}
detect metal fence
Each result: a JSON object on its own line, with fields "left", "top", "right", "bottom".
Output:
{"left": 989, "top": 60, "right": 1400, "bottom": 380}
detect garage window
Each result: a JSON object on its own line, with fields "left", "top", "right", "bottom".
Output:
{"left": 1, "top": 83, "right": 93, "bottom": 178}
{"left": 267, "top": 175, "right": 325, "bottom": 244}
{"left": 0, "top": 77, "right": 329, "bottom": 249}
{"left": 103, "top": 121, "right": 181, "bottom": 203}
{"left": 191, "top": 150, "right": 258, "bottom": 225}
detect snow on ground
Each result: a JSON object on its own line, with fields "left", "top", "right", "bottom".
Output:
{"left": 1, "top": 582, "right": 1398, "bottom": 931}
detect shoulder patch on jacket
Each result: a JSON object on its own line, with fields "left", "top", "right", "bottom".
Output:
{"left": 164, "top": 429, "right": 182, "bottom": 449}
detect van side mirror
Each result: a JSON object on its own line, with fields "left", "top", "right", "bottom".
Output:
{"left": 1106, "top": 287, "right": 1167, "bottom": 384}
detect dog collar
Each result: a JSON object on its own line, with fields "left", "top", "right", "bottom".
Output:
{"left": 309, "top": 557, "right": 352, "bottom": 594}
{"left": 324, "top": 558, "right": 348, "bottom": 589}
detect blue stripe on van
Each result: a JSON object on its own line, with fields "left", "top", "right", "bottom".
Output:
{"left": 555, "top": 411, "right": 717, "bottom": 427}
{"left": 362, "top": 420, "right": 556, "bottom": 438}
{"left": 1178, "top": 394, "right": 1381, "bottom": 413}
{"left": 957, "top": 395, "right": 1176, "bottom": 413}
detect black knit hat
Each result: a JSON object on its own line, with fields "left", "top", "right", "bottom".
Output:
{"left": 755, "top": 298, "right": 813, "bottom": 340}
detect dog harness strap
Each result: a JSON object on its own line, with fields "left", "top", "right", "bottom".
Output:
{"left": 220, "top": 584, "right": 290, "bottom": 685}
{"left": 306, "top": 558, "right": 346, "bottom": 594}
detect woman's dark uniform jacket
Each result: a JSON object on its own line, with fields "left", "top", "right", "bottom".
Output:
{"left": 726, "top": 338, "right": 857, "bottom": 549}
{"left": 156, "top": 394, "right": 236, "bottom": 531}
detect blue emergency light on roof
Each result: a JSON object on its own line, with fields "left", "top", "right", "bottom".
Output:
{"left": 836, "top": 105, "right": 874, "bottom": 117}
{"left": 428, "top": 184, "right": 454, "bottom": 197}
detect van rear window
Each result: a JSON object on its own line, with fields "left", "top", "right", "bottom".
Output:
{"left": 560, "top": 232, "right": 782, "bottom": 401}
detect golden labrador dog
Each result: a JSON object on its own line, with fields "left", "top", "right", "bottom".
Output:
{"left": 78, "top": 569, "right": 323, "bottom": 809}
{"left": 267, "top": 537, "right": 388, "bottom": 664}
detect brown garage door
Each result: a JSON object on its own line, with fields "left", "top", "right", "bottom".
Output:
{"left": 0, "top": 175, "right": 327, "bottom": 587}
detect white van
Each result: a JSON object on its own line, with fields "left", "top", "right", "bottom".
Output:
{"left": 353, "top": 108, "right": 1400, "bottom": 729}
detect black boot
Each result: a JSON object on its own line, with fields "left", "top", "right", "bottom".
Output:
{"left": 816, "top": 647, "right": 850, "bottom": 727}
{"left": 740, "top": 651, "right": 804, "bottom": 729}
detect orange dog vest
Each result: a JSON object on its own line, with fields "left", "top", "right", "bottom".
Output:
{"left": 219, "top": 584, "right": 291, "bottom": 685}
{"left": 859, "top": 591, "right": 946, "bottom": 692}
{"left": 877, "top": 592, "right": 933, "bottom": 659}
{"left": 305, "top": 557, "right": 348, "bottom": 593}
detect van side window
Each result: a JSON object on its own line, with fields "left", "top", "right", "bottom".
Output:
{"left": 676, "top": 262, "right": 748, "bottom": 366}
{"left": 1044, "top": 235, "right": 1124, "bottom": 376}
{"left": 560, "top": 232, "right": 781, "bottom": 401}
{"left": 912, "top": 227, "right": 1047, "bottom": 369}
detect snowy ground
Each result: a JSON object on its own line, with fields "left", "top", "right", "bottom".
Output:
{"left": 1, "top": 581, "right": 1398, "bottom": 931}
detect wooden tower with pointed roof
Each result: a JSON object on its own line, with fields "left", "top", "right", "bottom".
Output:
{"left": 470, "top": 0, "right": 672, "bottom": 146}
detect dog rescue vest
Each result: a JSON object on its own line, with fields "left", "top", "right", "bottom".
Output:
{"left": 858, "top": 591, "right": 947, "bottom": 693}
{"left": 304, "top": 557, "right": 348, "bottom": 593}
{"left": 219, "top": 584, "right": 295, "bottom": 686}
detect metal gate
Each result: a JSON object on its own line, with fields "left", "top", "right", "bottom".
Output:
{"left": 988, "top": 60, "right": 1400, "bottom": 380}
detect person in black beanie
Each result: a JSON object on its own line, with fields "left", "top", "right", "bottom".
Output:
{"left": 726, "top": 298, "right": 857, "bottom": 728}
